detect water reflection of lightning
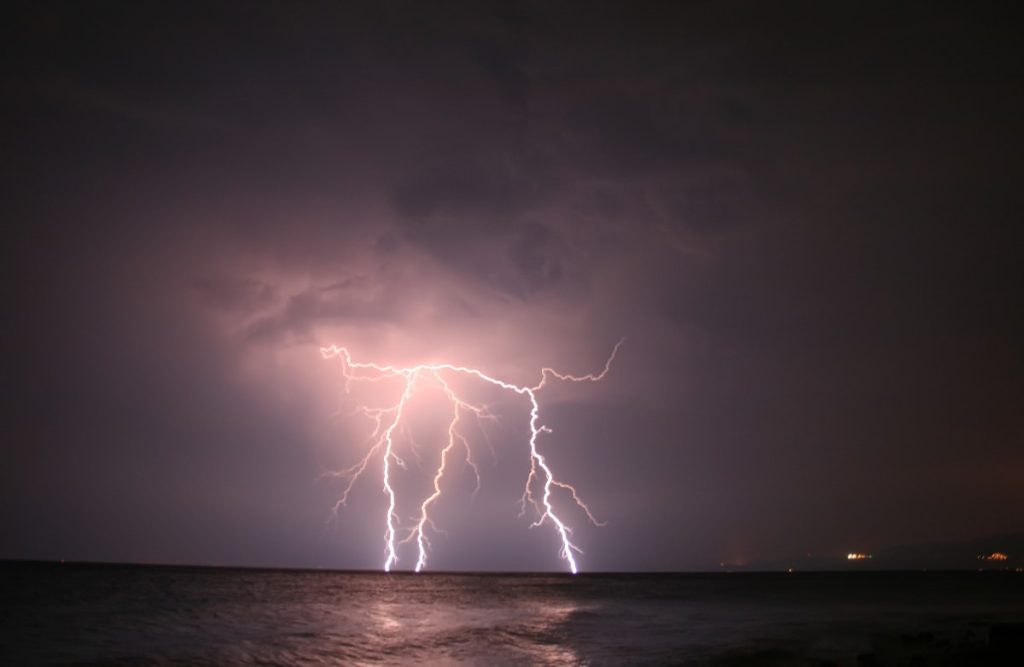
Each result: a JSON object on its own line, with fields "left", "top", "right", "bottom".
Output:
{"left": 320, "top": 340, "right": 624, "bottom": 573}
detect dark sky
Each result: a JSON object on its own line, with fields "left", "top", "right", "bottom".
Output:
{"left": 4, "top": 2, "right": 1022, "bottom": 571}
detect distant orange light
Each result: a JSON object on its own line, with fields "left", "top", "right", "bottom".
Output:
{"left": 847, "top": 553, "right": 872, "bottom": 560}
{"left": 978, "top": 552, "right": 1008, "bottom": 561}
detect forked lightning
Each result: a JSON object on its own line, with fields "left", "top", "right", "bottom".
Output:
{"left": 320, "top": 340, "right": 623, "bottom": 573}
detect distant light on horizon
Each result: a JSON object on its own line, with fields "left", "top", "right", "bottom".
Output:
{"left": 847, "top": 553, "right": 872, "bottom": 561}
{"left": 978, "top": 552, "right": 1008, "bottom": 561}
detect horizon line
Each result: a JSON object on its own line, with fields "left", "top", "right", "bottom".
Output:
{"left": 2, "top": 558, "right": 1019, "bottom": 576}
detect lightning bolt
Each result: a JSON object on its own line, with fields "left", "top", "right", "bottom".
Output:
{"left": 320, "top": 339, "right": 623, "bottom": 573}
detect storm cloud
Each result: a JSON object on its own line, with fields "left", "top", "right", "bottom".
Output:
{"left": 4, "top": 3, "right": 1022, "bottom": 570}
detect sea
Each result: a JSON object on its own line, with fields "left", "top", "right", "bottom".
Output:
{"left": 2, "top": 563, "right": 1022, "bottom": 665}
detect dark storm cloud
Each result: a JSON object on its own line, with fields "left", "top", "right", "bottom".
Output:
{"left": 196, "top": 276, "right": 278, "bottom": 314}
{"left": 243, "top": 277, "right": 399, "bottom": 343}
{"left": 4, "top": 2, "right": 1022, "bottom": 570}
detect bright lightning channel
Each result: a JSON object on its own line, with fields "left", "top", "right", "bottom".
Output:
{"left": 319, "top": 339, "right": 624, "bottom": 574}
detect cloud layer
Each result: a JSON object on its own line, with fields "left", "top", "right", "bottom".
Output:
{"left": 4, "top": 3, "right": 1022, "bottom": 570}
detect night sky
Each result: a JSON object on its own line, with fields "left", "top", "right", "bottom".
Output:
{"left": 4, "top": 3, "right": 1022, "bottom": 571}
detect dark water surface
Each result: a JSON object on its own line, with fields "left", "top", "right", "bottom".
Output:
{"left": 2, "top": 563, "right": 1022, "bottom": 665}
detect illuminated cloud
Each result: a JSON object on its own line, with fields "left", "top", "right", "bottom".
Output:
{"left": 5, "top": 4, "right": 1022, "bottom": 570}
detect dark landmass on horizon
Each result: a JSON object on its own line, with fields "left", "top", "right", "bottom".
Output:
{"left": 736, "top": 530, "right": 1024, "bottom": 572}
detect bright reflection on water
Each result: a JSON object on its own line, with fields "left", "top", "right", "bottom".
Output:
{"left": 342, "top": 577, "right": 583, "bottom": 665}
{"left": 3, "top": 565, "right": 1023, "bottom": 665}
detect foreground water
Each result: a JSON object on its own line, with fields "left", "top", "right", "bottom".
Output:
{"left": 2, "top": 563, "right": 1022, "bottom": 665}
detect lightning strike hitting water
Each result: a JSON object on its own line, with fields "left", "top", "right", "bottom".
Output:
{"left": 320, "top": 340, "right": 624, "bottom": 573}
